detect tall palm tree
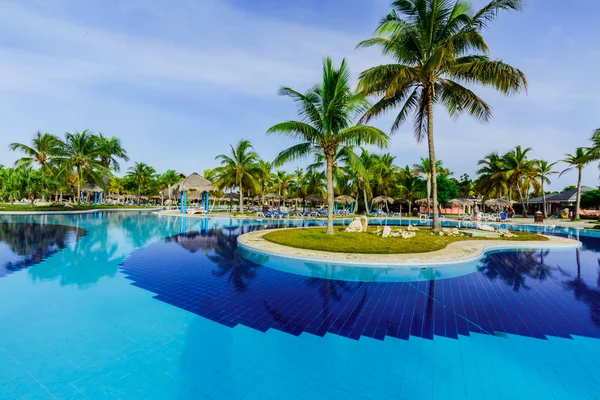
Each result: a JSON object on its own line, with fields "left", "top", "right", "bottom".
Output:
{"left": 267, "top": 58, "right": 389, "bottom": 234}
{"left": 214, "top": 140, "right": 260, "bottom": 212}
{"left": 533, "top": 159, "right": 558, "bottom": 218}
{"left": 357, "top": 0, "right": 527, "bottom": 231}
{"left": 502, "top": 146, "right": 535, "bottom": 216}
{"left": 62, "top": 130, "right": 106, "bottom": 204}
{"left": 95, "top": 133, "right": 129, "bottom": 172}
{"left": 127, "top": 162, "right": 156, "bottom": 196}
{"left": 560, "top": 148, "right": 591, "bottom": 220}
{"left": 9, "top": 131, "right": 63, "bottom": 172}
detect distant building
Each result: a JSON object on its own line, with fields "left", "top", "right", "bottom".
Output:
{"left": 528, "top": 186, "right": 595, "bottom": 215}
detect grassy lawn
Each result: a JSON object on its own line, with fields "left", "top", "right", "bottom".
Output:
{"left": 0, "top": 204, "right": 156, "bottom": 212}
{"left": 263, "top": 226, "right": 548, "bottom": 254}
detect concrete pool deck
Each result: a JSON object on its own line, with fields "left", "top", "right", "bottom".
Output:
{"left": 156, "top": 210, "right": 598, "bottom": 230}
{"left": 237, "top": 228, "right": 582, "bottom": 267}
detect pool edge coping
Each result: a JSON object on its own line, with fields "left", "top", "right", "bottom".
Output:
{"left": 0, "top": 207, "right": 160, "bottom": 215}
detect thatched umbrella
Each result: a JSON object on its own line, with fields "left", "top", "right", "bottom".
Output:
{"left": 177, "top": 173, "right": 214, "bottom": 193}
{"left": 222, "top": 192, "right": 239, "bottom": 212}
{"left": 305, "top": 195, "right": 326, "bottom": 203}
{"left": 484, "top": 198, "right": 515, "bottom": 211}
{"left": 288, "top": 197, "right": 303, "bottom": 210}
{"left": 264, "top": 193, "right": 284, "bottom": 207}
{"left": 335, "top": 195, "right": 355, "bottom": 204}
{"left": 305, "top": 195, "right": 326, "bottom": 210}
{"left": 371, "top": 195, "right": 394, "bottom": 212}
{"left": 371, "top": 195, "right": 394, "bottom": 205}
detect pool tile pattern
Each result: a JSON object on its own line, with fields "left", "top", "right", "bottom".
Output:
{"left": 121, "top": 230, "right": 600, "bottom": 342}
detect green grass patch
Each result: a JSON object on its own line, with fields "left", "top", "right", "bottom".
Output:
{"left": 0, "top": 204, "right": 155, "bottom": 212}
{"left": 263, "top": 226, "right": 548, "bottom": 254}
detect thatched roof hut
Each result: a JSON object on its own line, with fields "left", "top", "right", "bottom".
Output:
{"left": 223, "top": 192, "right": 239, "bottom": 200}
{"left": 82, "top": 183, "right": 104, "bottom": 192}
{"left": 264, "top": 193, "right": 283, "bottom": 200}
{"left": 415, "top": 198, "right": 431, "bottom": 205}
{"left": 447, "top": 198, "right": 474, "bottom": 208}
{"left": 335, "top": 195, "right": 355, "bottom": 204}
{"left": 484, "top": 198, "right": 515, "bottom": 210}
{"left": 305, "top": 195, "right": 326, "bottom": 204}
{"left": 371, "top": 195, "right": 394, "bottom": 205}
{"left": 177, "top": 173, "right": 213, "bottom": 192}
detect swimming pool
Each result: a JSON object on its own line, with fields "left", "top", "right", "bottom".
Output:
{"left": 0, "top": 212, "right": 598, "bottom": 399}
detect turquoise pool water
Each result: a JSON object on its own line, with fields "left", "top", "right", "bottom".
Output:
{"left": 0, "top": 212, "right": 599, "bottom": 399}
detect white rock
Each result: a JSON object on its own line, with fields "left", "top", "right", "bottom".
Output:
{"left": 382, "top": 226, "right": 392, "bottom": 238}
{"left": 345, "top": 218, "right": 363, "bottom": 232}
{"left": 479, "top": 225, "right": 495, "bottom": 232}
{"left": 401, "top": 231, "right": 416, "bottom": 239}
{"left": 407, "top": 225, "right": 419, "bottom": 231}
{"left": 360, "top": 216, "right": 368, "bottom": 231}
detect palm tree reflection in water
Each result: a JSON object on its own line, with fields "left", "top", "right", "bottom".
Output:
{"left": 479, "top": 250, "right": 555, "bottom": 292}
{"left": 0, "top": 221, "right": 85, "bottom": 277}
{"left": 563, "top": 249, "right": 600, "bottom": 327}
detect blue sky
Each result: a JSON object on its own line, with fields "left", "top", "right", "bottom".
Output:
{"left": 0, "top": 0, "right": 599, "bottom": 190}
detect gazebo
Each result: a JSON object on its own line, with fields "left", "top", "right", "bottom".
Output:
{"left": 177, "top": 173, "right": 214, "bottom": 214}
{"left": 335, "top": 195, "right": 356, "bottom": 213}
{"left": 82, "top": 184, "right": 104, "bottom": 205}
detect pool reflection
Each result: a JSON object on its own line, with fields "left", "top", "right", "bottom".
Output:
{"left": 121, "top": 223, "right": 600, "bottom": 342}
{"left": 0, "top": 221, "right": 85, "bottom": 278}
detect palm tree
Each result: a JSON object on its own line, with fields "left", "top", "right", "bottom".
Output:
{"left": 62, "top": 130, "right": 107, "bottom": 204}
{"left": 127, "top": 162, "right": 156, "bottom": 196}
{"left": 396, "top": 169, "right": 422, "bottom": 215}
{"left": 502, "top": 146, "right": 535, "bottom": 216}
{"left": 355, "top": 149, "right": 377, "bottom": 213}
{"left": 9, "top": 131, "right": 63, "bottom": 172}
{"left": 413, "top": 158, "right": 446, "bottom": 214}
{"left": 267, "top": 58, "right": 389, "bottom": 234}
{"left": 560, "top": 148, "right": 591, "bottom": 220}
{"left": 273, "top": 170, "right": 294, "bottom": 198}
{"left": 214, "top": 140, "right": 260, "bottom": 212}
{"left": 160, "top": 169, "right": 181, "bottom": 201}
{"left": 95, "top": 133, "right": 129, "bottom": 172}
{"left": 476, "top": 152, "right": 507, "bottom": 199}
{"left": 533, "top": 160, "right": 558, "bottom": 218}
{"left": 357, "top": 0, "right": 527, "bottom": 231}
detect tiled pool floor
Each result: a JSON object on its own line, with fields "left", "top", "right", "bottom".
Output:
{"left": 0, "top": 213, "right": 599, "bottom": 399}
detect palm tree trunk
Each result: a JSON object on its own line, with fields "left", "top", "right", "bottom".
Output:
{"left": 363, "top": 186, "right": 369, "bottom": 214}
{"left": 426, "top": 176, "right": 431, "bottom": 214}
{"left": 77, "top": 166, "right": 82, "bottom": 205}
{"left": 426, "top": 93, "right": 441, "bottom": 232}
{"left": 239, "top": 181, "right": 244, "bottom": 213}
{"left": 541, "top": 183, "right": 547, "bottom": 218}
{"left": 574, "top": 167, "right": 582, "bottom": 220}
{"left": 326, "top": 154, "right": 335, "bottom": 235}
{"left": 517, "top": 184, "right": 526, "bottom": 217}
